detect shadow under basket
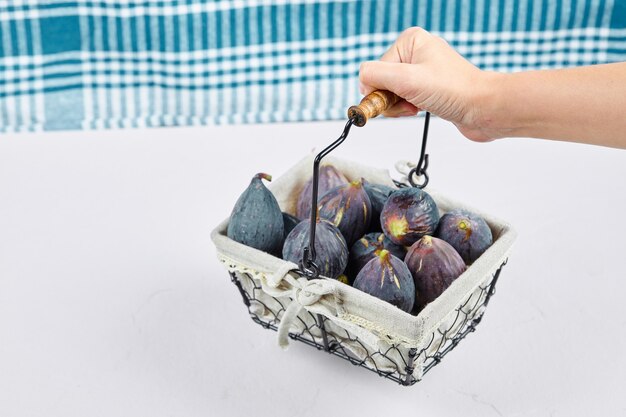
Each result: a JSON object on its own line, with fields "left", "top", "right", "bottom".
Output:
{"left": 211, "top": 155, "right": 517, "bottom": 386}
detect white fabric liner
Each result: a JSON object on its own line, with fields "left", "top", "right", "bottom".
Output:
{"left": 211, "top": 154, "right": 517, "bottom": 376}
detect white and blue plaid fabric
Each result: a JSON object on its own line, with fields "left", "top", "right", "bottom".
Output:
{"left": 1, "top": 1, "right": 625, "bottom": 132}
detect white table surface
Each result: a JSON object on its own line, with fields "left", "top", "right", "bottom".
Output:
{"left": 1, "top": 118, "right": 625, "bottom": 416}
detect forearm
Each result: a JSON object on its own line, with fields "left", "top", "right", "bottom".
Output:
{"left": 480, "top": 63, "right": 626, "bottom": 149}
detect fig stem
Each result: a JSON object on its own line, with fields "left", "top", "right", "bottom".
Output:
{"left": 255, "top": 173, "right": 272, "bottom": 182}
{"left": 378, "top": 249, "right": 390, "bottom": 262}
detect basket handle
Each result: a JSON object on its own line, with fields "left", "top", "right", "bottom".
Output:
{"left": 300, "top": 118, "right": 356, "bottom": 278}
{"left": 300, "top": 91, "right": 429, "bottom": 278}
{"left": 301, "top": 91, "right": 397, "bottom": 277}
{"left": 347, "top": 90, "right": 400, "bottom": 127}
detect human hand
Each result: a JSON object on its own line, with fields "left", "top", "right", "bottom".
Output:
{"left": 359, "top": 27, "right": 502, "bottom": 142}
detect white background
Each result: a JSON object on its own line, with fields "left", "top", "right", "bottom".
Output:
{"left": 1, "top": 118, "right": 625, "bottom": 416}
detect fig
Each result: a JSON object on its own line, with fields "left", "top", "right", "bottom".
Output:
{"left": 354, "top": 250, "right": 415, "bottom": 313}
{"left": 435, "top": 209, "right": 493, "bottom": 264}
{"left": 318, "top": 180, "right": 372, "bottom": 246}
{"left": 362, "top": 180, "right": 395, "bottom": 232}
{"left": 381, "top": 188, "right": 440, "bottom": 246}
{"left": 227, "top": 173, "right": 284, "bottom": 255}
{"left": 405, "top": 236, "right": 466, "bottom": 311}
{"left": 346, "top": 233, "right": 406, "bottom": 283}
{"left": 282, "top": 219, "right": 348, "bottom": 279}
{"left": 282, "top": 212, "right": 300, "bottom": 240}
{"left": 296, "top": 164, "right": 349, "bottom": 220}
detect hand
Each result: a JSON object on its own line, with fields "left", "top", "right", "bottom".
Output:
{"left": 359, "top": 27, "right": 500, "bottom": 142}
{"left": 360, "top": 27, "right": 626, "bottom": 149}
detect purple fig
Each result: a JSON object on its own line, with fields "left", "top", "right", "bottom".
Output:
{"left": 282, "top": 219, "right": 348, "bottom": 279}
{"left": 362, "top": 179, "right": 395, "bottom": 233}
{"left": 346, "top": 233, "right": 406, "bottom": 283}
{"left": 318, "top": 180, "right": 372, "bottom": 246}
{"left": 354, "top": 250, "right": 415, "bottom": 313}
{"left": 405, "top": 236, "right": 466, "bottom": 312}
{"left": 296, "top": 165, "right": 349, "bottom": 220}
{"left": 381, "top": 188, "right": 440, "bottom": 246}
{"left": 227, "top": 173, "right": 284, "bottom": 256}
{"left": 435, "top": 209, "right": 493, "bottom": 264}
{"left": 282, "top": 212, "right": 300, "bottom": 240}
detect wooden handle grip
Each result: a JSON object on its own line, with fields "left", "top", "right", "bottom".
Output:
{"left": 347, "top": 90, "right": 400, "bottom": 127}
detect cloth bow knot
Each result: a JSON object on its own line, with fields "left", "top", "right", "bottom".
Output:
{"left": 276, "top": 277, "right": 336, "bottom": 348}
{"left": 293, "top": 279, "right": 332, "bottom": 306}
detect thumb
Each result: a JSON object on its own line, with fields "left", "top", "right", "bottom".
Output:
{"left": 359, "top": 61, "right": 421, "bottom": 100}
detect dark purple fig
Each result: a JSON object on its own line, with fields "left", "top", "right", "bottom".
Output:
{"left": 381, "top": 188, "right": 440, "bottom": 246}
{"left": 227, "top": 173, "right": 284, "bottom": 255}
{"left": 405, "top": 236, "right": 466, "bottom": 312}
{"left": 282, "top": 219, "right": 348, "bottom": 279}
{"left": 346, "top": 233, "right": 406, "bottom": 283}
{"left": 318, "top": 180, "right": 372, "bottom": 247}
{"left": 435, "top": 209, "right": 493, "bottom": 264}
{"left": 362, "top": 179, "right": 395, "bottom": 232}
{"left": 296, "top": 165, "right": 349, "bottom": 220}
{"left": 354, "top": 250, "right": 415, "bottom": 313}
{"left": 282, "top": 212, "right": 300, "bottom": 240}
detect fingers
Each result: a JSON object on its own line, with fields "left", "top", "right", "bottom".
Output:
{"left": 379, "top": 41, "right": 402, "bottom": 63}
{"left": 359, "top": 61, "right": 419, "bottom": 98}
{"left": 380, "top": 27, "right": 432, "bottom": 63}
{"left": 383, "top": 101, "right": 420, "bottom": 118}
{"left": 359, "top": 27, "right": 433, "bottom": 102}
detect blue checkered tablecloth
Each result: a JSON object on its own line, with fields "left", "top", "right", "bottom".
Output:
{"left": 1, "top": 1, "right": 625, "bottom": 132}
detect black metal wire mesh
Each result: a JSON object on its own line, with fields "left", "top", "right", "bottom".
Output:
{"left": 228, "top": 260, "right": 506, "bottom": 386}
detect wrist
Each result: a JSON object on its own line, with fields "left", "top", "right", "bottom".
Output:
{"left": 472, "top": 71, "right": 529, "bottom": 140}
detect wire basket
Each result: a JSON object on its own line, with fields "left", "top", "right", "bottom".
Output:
{"left": 211, "top": 154, "right": 516, "bottom": 386}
